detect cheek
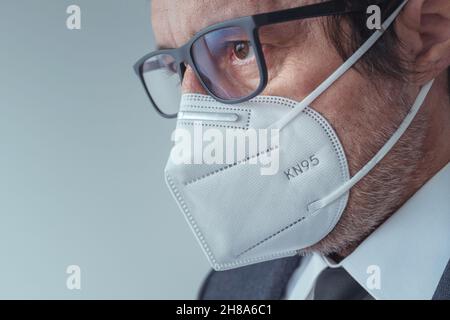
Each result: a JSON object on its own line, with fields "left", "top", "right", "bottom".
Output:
{"left": 256, "top": 20, "right": 404, "bottom": 177}
{"left": 313, "top": 70, "right": 402, "bottom": 175}
{"left": 261, "top": 28, "right": 343, "bottom": 100}
{"left": 259, "top": 29, "right": 392, "bottom": 175}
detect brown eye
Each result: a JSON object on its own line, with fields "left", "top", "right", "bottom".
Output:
{"left": 233, "top": 41, "right": 253, "bottom": 60}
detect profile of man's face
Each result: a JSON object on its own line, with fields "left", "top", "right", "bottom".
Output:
{"left": 151, "top": 0, "right": 450, "bottom": 257}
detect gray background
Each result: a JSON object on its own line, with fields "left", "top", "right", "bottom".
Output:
{"left": 0, "top": 0, "right": 209, "bottom": 299}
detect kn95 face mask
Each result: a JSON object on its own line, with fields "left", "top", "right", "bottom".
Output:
{"left": 165, "top": 94, "right": 350, "bottom": 270}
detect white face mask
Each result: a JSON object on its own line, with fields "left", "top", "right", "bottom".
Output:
{"left": 164, "top": 0, "right": 434, "bottom": 271}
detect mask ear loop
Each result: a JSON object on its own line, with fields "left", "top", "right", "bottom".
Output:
{"left": 308, "top": 79, "right": 434, "bottom": 213}
{"left": 269, "top": 0, "right": 409, "bottom": 131}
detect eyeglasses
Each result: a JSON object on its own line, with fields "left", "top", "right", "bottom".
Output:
{"left": 134, "top": 0, "right": 399, "bottom": 118}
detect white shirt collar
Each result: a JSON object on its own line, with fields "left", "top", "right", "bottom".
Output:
{"left": 287, "top": 162, "right": 450, "bottom": 300}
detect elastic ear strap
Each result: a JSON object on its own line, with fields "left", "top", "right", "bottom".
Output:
{"left": 270, "top": 0, "right": 408, "bottom": 130}
{"left": 308, "top": 79, "right": 435, "bottom": 213}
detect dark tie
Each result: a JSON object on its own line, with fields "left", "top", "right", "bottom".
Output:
{"left": 314, "top": 267, "right": 374, "bottom": 300}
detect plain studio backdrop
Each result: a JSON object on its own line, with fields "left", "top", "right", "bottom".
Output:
{"left": 0, "top": 0, "right": 209, "bottom": 299}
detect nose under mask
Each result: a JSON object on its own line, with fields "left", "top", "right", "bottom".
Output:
{"left": 165, "top": 94, "right": 350, "bottom": 270}
{"left": 164, "top": 0, "right": 435, "bottom": 271}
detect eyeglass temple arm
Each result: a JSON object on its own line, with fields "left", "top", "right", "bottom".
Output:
{"left": 252, "top": 0, "right": 394, "bottom": 26}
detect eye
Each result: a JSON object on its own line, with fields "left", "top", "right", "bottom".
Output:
{"left": 232, "top": 41, "right": 254, "bottom": 61}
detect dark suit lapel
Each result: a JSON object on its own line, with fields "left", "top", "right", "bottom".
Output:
{"left": 433, "top": 259, "right": 450, "bottom": 300}
{"left": 199, "top": 255, "right": 302, "bottom": 300}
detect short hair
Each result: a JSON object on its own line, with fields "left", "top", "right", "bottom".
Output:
{"left": 324, "top": 0, "right": 450, "bottom": 95}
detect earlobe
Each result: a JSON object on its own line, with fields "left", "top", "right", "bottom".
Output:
{"left": 416, "top": 39, "right": 450, "bottom": 84}
{"left": 395, "top": 0, "right": 424, "bottom": 55}
{"left": 395, "top": 0, "right": 450, "bottom": 84}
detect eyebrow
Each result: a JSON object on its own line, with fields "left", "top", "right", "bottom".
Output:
{"left": 156, "top": 28, "right": 198, "bottom": 51}
{"left": 156, "top": 45, "right": 172, "bottom": 50}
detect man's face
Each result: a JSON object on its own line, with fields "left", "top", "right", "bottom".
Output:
{"left": 151, "top": 0, "right": 428, "bottom": 256}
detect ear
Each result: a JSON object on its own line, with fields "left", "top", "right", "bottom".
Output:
{"left": 395, "top": 0, "right": 450, "bottom": 84}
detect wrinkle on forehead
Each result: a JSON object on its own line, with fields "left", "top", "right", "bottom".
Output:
{"left": 152, "top": 0, "right": 313, "bottom": 49}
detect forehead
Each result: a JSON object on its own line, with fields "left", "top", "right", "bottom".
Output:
{"left": 151, "top": 0, "right": 311, "bottom": 48}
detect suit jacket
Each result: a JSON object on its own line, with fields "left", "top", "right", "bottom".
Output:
{"left": 198, "top": 256, "right": 450, "bottom": 300}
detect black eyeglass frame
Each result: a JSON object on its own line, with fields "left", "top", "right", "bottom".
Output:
{"left": 134, "top": 0, "right": 400, "bottom": 118}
